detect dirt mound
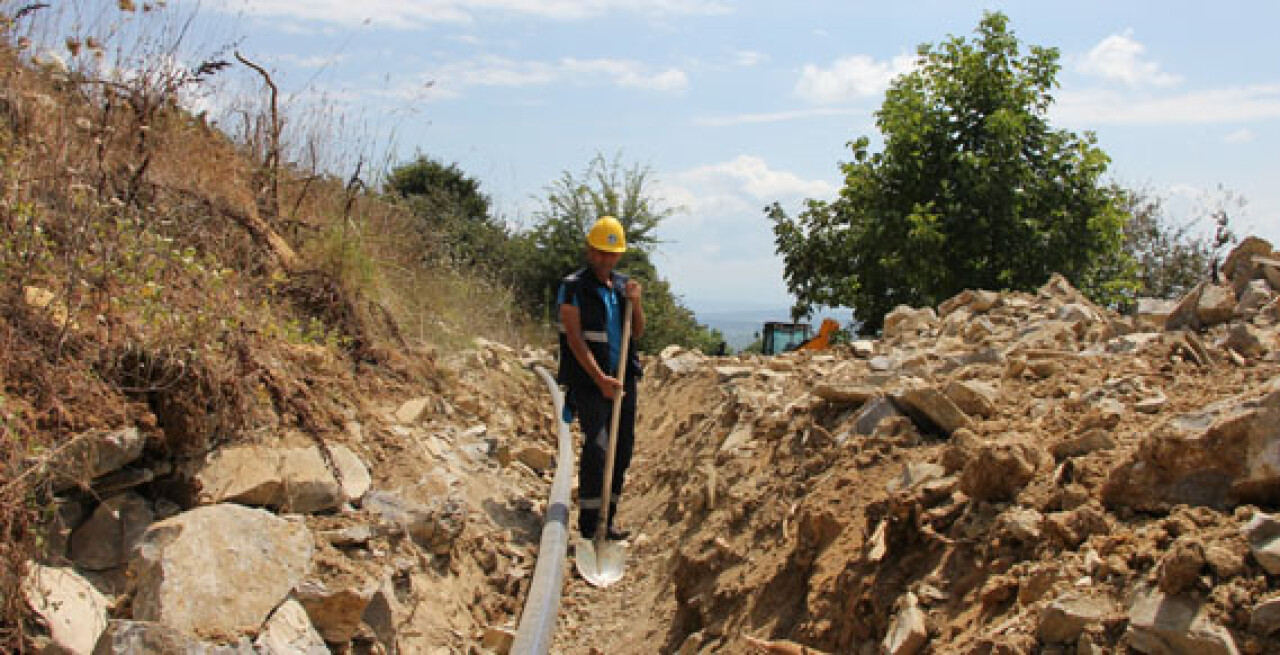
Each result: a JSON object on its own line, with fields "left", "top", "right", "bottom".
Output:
{"left": 551, "top": 255, "right": 1280, "bottom": 654}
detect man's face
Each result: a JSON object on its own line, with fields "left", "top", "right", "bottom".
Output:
{"left": 586, "top": 247, "right": 622, "bottom": 277}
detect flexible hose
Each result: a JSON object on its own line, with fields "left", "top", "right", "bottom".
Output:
{"left": 511, "top": 364, "right": 575, "bottom": 654}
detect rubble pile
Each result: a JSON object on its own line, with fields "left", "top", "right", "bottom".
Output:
{"left": 553, "top": 237, "right": 1280, "bottom": 654}
{"left": 21, "top": 339, "right": 562, "bottom": 654}
{"left": 21, "top": 237, "right": 1280, "bottom": 654}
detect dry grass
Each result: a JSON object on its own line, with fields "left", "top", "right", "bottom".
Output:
{"left": 0, "top": 2, "right": 544, "bottom": 647}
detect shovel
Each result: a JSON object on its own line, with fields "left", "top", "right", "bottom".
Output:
{"left": 575, "top": 296, "right": 633, "bottom": 588}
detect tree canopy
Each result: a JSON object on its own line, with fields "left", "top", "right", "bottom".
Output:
{"left": 769, "top": 12, "right": 1130, "bottom": 333}
{"left": 386, "top": 156, "right": 513, "bottom": 273}
{"left": 518, "top": 153, "right": 724, "bottom": 353}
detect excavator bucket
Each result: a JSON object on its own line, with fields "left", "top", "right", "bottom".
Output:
{"left": 574, "top": 535, "right": 626, "bottom": 587}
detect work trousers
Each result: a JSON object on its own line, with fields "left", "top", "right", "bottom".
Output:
{"left": 569, "top": 374, "right": 637, "bottom": 538}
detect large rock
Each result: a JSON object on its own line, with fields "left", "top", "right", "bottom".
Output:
{"left": 70, "top": 492, "right": 153, "bottom": 571}
{"left": 195, "top": 443, "right": 371, "bottom": 513}
{"left": 1222, "top": 236, "right": 1274, "bottom": 294}
{"left": 1126, "top": 588, "right": 1239, "bottom": 655}
{"left": 52, "top": 426, "right": 147, "bottom": 491}
{"left": 849, "top": 396, "right": 905, "bottom": 437}
{"left": 22, "top": 564, "right": 109, "bottom": 655}
{"left": 1165, "top": 282, "right": 1207, "bottom": 331}
{"left": 1103, "top": 376, "right": 1280, "bottom": 510}
{"left": 1223, "top": 324, "right": 1266, "bottom": 359}
{"left": 658, "top": 346, "right": 706, "bottom": 377}
{"left": 943, "top": 380, "right": 998, "bottom": 418}
{"left": 295, "top": 578, "right": 379, "bottom": 644}
{"left": 813, "top": 383, "right": 878, "bottom": 405}
{"left": 894, "top": 384, "right": 973, "bottom": 435}
{"left": 129, "top": 504, "right": 314, "bottom": 639}
{"left": 1135, "top": 298, "right": 1177, "bottom": 328}
{"left": 1196, "top": 284, "right": 1237, "bottom": 326}
{"left": 1237, "top": 279, "right": 1275, "bottom": 316}
{"left": 1037, "top": 593, "right": 1116, "bottom": 644}
{"left": 960, "top": 440, "right": 1043, "bottom": 502}
{"left": 361, "top": 580, "right": 401, "bottom": 655}
{"left": 884, "top": 306, "right": 938, "bottom": 340}
{"left": 1105, "top": 376, "right": 1280, "bottom": 509}
{"left": 394, "top": 397, "right": 433, "bottom": 424}
{"left": 513, "top": 444, "right": 555, "bottom": 471}
{"left": 92, "top": 621, "right": 254, "bottom": 654}
{"left": 256, "top": 599, "right": 329, "bottom": 654}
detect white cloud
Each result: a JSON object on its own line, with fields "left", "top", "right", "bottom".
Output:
{"left": 1076, "top": 30, "right": 1182, "bottom": 88}
{"left": 562, "top": 58, "right": 688, "bottom": 91}
{"left": 693, "top": 107, "right": 862, "bottom": 127}
{"left": 794, "top": 54, "right": 916, "bottom": 105}
{"left": 732, "top": 50, "right": 768, "bottom": 67}
{"left": 1055, "top": 85, "right": 1280, "bottom": 126}
{"left": 1225, "top": 128, "right": 1257, "bottom": 144}
{"left": 206, "top": 0, "right": 731, "bottom": 28}
{"left": 390, "top": 55, "right": 686, "bottom": 97}
{"left": 675, "top": 155, "right": 836, "bottom": 203}
{"left": 652, "top": 157, "right": 833, "bottom": 308}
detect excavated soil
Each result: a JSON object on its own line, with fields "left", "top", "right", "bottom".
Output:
{"left": 535, "top": 278, "right": 1280, "bottom": 655}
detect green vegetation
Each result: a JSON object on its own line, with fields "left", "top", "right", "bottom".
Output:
{"left": 388, "top": 152, "right": 724, "bottom": 354}
{"left": 769, "top": 12, "right": 1131, "bottom": 333}
{"left": 516, "top": 154, "right": 725, "bottom": 353}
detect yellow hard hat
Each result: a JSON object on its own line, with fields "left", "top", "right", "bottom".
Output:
{"left": 586, "top": 215, "right": 626, "bottom": 253}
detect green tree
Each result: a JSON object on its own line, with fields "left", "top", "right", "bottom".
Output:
{"left": 519, "top": 153, "right": 724, "bottom": 353}
{"left": 386, "top": 156, "right": 513, "bottom": 273}
{"left": 769, "top": 12, "right": 1130, "bottom": 333}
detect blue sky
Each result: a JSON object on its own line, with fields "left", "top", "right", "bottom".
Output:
{"left": 89, "top": 1, "right": 1280, "bottom": 312}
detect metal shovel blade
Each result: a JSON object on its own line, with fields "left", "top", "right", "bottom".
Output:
{"left": 574, "top": 536, "right": 626, "bottom": 587}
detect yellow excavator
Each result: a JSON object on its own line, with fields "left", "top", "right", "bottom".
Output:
{"left": 760, "top": 318, "right": 840, "bottom": 355}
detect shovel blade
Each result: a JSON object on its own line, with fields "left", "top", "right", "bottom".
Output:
{"left": 574, "top": 537, "right": 626, "bottom": 587}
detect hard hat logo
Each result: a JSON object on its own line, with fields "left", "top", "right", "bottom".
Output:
{"left": 587, "top": 216, "right": 627, "bottom": 253}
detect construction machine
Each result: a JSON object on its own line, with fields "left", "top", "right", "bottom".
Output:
{"left": 760, "top": 318, "right": 840, "bottom": 355}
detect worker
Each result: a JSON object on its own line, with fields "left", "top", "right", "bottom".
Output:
{"left": 556, "top": 215, "right": 645, "bottom": 541}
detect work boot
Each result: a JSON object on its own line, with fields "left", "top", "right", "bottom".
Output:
{"left": 605, "top": 524, "right": 630, "bottom": 541}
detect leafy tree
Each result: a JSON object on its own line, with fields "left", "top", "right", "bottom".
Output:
{"left": 1112, "top": 186, "right": 1239, "bottom": 305}
{"left": 519, "top": 153, "right": 724, "bottom": 353}
{"left": 386, "top": 156, "right": 513, "bottom": 273}
{"left": 769, "top": 12, "right": 1130, "bottom": 333}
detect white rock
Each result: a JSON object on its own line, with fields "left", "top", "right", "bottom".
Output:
{"left": 1127, "top": 587, "right": 1239, "bottom": 655}
{"left": 22, "top": 564, "right": 108, "bottom": 655}
{"left": 394, "top": 397, "right": 433, "bottom": 424}
{"left": 882, "top": 593, "right": 928, "bottom": 655}
{"left": 295, "top": 579, "right": 379, "bottom": 644}
{"left": 130, "top": 504, "right": 314, "bottom": 638}
{"left": 256, "top": 599, "right": 329, "bottom": 654}
{"left": 196, "top": 443, "right": 370, "bottom": 513}
{"left": 1243, "top": 513, "right": 1280, "bottom": 575}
